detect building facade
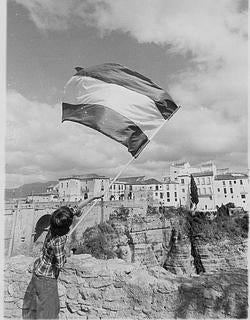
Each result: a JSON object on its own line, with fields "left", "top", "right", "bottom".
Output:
{"left": 58, "top": 174, "right": 110, "bottom": 202}
{"left": 21, "top": 163, "right": 248, "bottom": 212}
{"left": 167, "top": 161, "right": 249, "bottom": 211}
{"left": 214, "top": 173, "right": 249, "bottom": 211}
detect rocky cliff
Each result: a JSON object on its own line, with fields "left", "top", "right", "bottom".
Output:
{"left": 4, "top": 255, "right": 248, "bottom": 319}
{"left": 70, "top": 207, "right": 248, "bottom": 276}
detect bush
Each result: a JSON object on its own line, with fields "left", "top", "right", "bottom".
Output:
{"left": 71, "top": 221, "right": 120, "bottom": 259}
{"left": 187, "top": 210, "right": 248, "bottom": 242}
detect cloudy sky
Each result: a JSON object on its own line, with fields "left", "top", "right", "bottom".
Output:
{"left": 6, "top": 0, "right": 248, "bottom": 188}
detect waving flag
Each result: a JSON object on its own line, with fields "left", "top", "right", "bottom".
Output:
{"left": 62, "top": 63, "right": 179, "bottom": 157}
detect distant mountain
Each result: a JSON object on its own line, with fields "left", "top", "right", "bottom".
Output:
{"left": 5, "top": 181, "right": 58, "bottom": 200}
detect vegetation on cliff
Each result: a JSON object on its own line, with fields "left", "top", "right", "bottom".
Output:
{"left": 70, "top": 205, "right": 248, "bottom": 264}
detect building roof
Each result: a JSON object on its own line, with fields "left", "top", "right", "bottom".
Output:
{"left": 162, "top": 177, "right": 179, "bottom": 184}
{"left": 117, "top": 176, "right": 145, "bottom": 184}
{"left": 215, "top": 173, "right": 248, "bottom": 181}
{"left": 129, "top": 178, "right": 162, "bottom": 185}
{"left": 192, "top": 171, "right": 214, "bottom": 177}
{"left": 27, "top": 192, "right": 58, "bottom": 197}
{"left": 59, "top": 173, "right": 108, "bottom": 181}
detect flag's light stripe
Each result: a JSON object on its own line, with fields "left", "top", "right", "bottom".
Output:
{"left": 75, "top": 63, "right": 178, "bottom": 119}
{"left": 63, "top": 76, "right": 165, "bottom": 137}
{"left": 62, "top": 102, "right": 148, "bottom": 156}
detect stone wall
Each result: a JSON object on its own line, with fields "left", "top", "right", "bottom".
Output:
{"left": 4, "top": 255, "right": 248, "bottom": 319}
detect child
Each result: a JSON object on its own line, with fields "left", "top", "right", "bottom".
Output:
{"left": 23, "top": 194, "right": 103, "bottom": 319}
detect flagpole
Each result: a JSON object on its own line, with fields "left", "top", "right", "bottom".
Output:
{"left": 135, "top": 105, "right": 181, "bottom": 159}
{"left": 68, "top": 156, "right": 135, "bottom": 236}
{"left": 68, "top": 105, "right": 181, "bottom": 236}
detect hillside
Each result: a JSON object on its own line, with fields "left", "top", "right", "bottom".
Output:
{"left": 5, "top": 181, "right": 57, "bottom": 200}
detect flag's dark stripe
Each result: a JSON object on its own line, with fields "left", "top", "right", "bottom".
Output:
{"left": 62, "top": 102, "right": 149, "bottom": 157}
{"left": 74, "top": 63, "right": 178, "bottom": 120}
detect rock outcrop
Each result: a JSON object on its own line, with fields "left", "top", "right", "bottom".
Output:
{"left": 4, "top": 254, "right": 248, "bottom": 319}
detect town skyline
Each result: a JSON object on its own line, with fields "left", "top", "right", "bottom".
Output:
{"left": 6, "top": 0, "right": 248, "bottom": 188}
{"left": 6, "top": 160, "right": 249, "bottom": 191}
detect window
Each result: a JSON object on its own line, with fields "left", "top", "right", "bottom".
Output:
{"left": 166, "top": 185, "right": 169, "bottom": 190}
{"left": 208, "top": 187, "right": 212, "bottom": 194}
{"left": 224, "top": 188, "right": 227, "bottom": 194}
{"left": 167, "top": 199, "right": 170, "bottom": 202}
{"left": 202, "top": 178, "right": 205, "bottom": 185}
{"left": 174, "top": 192, "right": 177, "bottom": 197}
{"left": 155, "top": 192, "right": 158, "bottom": 196}
{"left": 182, "top": 188, "right": 185, "bottom": 193}
{"left": 160, "top": 193, "right": 163, "bottom": 199}
{"left": 196, "top": 178, "right": 200, "bottom": 185}
{"left": 240, "top": 180, "right": 243, "bottom": 185}
{"left": 203, "top": 188, "right": 206, "bottom": 194}
{"left": 234, "top": 181, "right": 236, "bottom": 184}
{"left": 223, "top": 181, "right": 225, "bottom": 186}
{"left": 174, "top": 184, "right": 177, "bottom": 190}
{"left": 230, "top": 188, "right": 233, "bottom": 194}
{"left": 167, "top": 192, "right": 170, "bottom": 197}
{"left": 181, "top": 179, "right": 184, "bottom": 184}
{"left": 156, "top": 185, "right": 159, "bottom": 190}
{"left": 66, "top": 182, "right": 69, "bottom": 188}
{"left": 241, "top": 194, "right": 246, "bottom": 199}
{"left": 229, "top": 181, "right": 232, "bottom": 185}
{"left": 207, "top": 177, "right": 211, "bottom": 184}
{"left": 61, "top": 183, "right": 63, "bottom": 188}
{"left": 217, "top": 188, "right": 220, "bottom": 192}
{"left": 175, "top": 198, "right": 177, "bottom": 202}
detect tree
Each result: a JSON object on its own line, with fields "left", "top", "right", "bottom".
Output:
{"left": 190, "top": 174, "right": 199, "bottom": 210}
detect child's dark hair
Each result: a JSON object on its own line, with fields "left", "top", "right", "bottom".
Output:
{"left": 50, "top": 206, "right": 74, "bottom": 237}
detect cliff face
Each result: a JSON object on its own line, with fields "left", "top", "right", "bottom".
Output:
{"left": 4, "top": 255, "right": 248, "bottom": 319}
{"left": 71, "top": 207, "right": 247, "bottom": 277}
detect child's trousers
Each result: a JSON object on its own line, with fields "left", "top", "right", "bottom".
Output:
{"left": 22, "top": 273, "right": 60, "bottom": 319}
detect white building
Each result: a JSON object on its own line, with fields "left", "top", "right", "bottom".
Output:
{"left": 27, "top": 192, "right": 59, "bottom": 203}
{"left": 129, "top": 178, "right": 162, "bottom": 204}
{"left": 168, "top": 161, "right": 249, "bottom": 212}
{"left": 58, "top": 174, "right": 110, "bottom": 202}
{"left": 214, "top": 173, "right": 249, "bottom": 211}
{"left": 193, "top": 172, "right": 215, "bottom": 211}
{"left": 109, "top": 181, "right": 127, "bottom": 201}
{"left": 161, "top": 180, "right": 179, "bottom": 207}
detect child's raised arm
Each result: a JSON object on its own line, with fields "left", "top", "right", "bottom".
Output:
{"left": 74, "top": 193, "right": 104, "bottom": 217}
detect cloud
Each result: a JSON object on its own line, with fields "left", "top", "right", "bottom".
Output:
{"left": 6, "top": 89, "right": 247, "bottom": 188}
{"left": 8, "top": 0, "right": 248, "bottom": 186}
{"left": 6, "top": 90, "right": 131, "bottom": 187}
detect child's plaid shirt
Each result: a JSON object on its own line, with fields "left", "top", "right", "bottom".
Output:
{"left": 33, "top": 230, "right": 67, "bottom": 279}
